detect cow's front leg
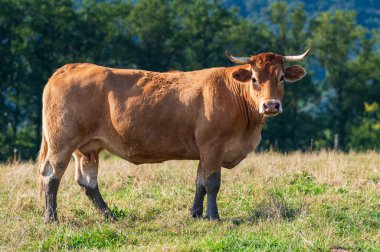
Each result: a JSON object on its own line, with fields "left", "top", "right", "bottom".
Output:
{"left": 190, "top": 166, "right": 221, "bottom": 220}
{"left": 204, "top": 171, "right": 221, "bottom": 220}
{"left": 191, "top": 142, "right": 224, "bottom": 221}
{"left": 191, "top": 161, "right": 206, "bottom": 218}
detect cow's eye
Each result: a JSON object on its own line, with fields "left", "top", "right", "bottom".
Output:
{"left": 280, "top": 76, "right": 285, "bottom": 82}
{"left": 252, "top": 78, "right": 257, "bottom": 84}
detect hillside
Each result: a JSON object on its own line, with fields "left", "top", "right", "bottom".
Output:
{"left": 222, "top": 0, "right": 380, "bottom": 28}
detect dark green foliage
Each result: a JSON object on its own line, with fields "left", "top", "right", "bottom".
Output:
{"left": 349, "top": 102, "right": 380, "bottom": 150}
{"left": 1, "top": 0, "right": 379, "bottom": 161}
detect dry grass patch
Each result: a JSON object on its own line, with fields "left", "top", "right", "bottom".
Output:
{"left": 0, "top": 151, "right": 379, "bottom": 251}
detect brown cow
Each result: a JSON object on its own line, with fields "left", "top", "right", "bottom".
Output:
{"left": 38, "top": 49, "right": 310, "bottom": 223}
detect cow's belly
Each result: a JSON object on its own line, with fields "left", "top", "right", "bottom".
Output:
{"left": 122, "top": 146, "right": 200, "bottom": 164}
{"left": 98, "top": 131, "right": 200, "bottom": 165}
{"left": 222, "top": 134, "right": 261, "bottom": 169}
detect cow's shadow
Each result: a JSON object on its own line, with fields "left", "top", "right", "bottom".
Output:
{"left": 228, "top": 195, "right": 307, "bottom": 225}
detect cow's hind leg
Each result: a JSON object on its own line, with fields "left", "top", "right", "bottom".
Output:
{"left": 73, "top": 151, "right": 114, "bottom": 220}
{"left": 40, "top": 149, "right": 72, "bottom": 223}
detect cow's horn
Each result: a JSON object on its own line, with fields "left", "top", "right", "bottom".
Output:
{"left": 225, "top": 50, "right": 251, "bottom": 64}
{"left": 283, "top": 49, "right": 311, "bottom": 62}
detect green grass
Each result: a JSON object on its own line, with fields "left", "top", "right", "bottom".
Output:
{"left": 0, "top": 151, "right": 379, "bottom": 251}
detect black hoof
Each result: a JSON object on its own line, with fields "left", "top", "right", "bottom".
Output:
{"left": 104, "top": 211, "right": 117, "bottom": 222}
{"left": 44, "top": 216, "right": 58, "bottom": 224}
{"left": 190, "top": 208, "right": 203, "bottom": 219}
{"left": 204, "top": 214, "right": 221, "bottom": 221}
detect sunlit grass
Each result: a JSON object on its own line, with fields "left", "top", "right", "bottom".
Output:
{"left": 0, "top": 151, "right": 379, "bottom": 251}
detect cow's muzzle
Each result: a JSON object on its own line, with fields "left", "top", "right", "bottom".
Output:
{"left": 259, "top": 99, "right": 282, "bottom": 116}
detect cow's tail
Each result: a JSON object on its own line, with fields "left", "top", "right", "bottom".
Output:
{"left": 37, "top": 130, "right": 48, "bottom": 199}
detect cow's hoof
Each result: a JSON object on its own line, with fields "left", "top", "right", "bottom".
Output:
{"left": 190, "top": 210, "right": 203, "bottom": 219}
{"left": 204, "top": 214, "right": 221, "bottom": 221}
{"left": 44, "top": 216, "right": 58, "bottom": 224}
{"left": 103, "top": 211, "right": 117, "bottom": 222}
{"left": 190, "top": 206, "right": 203, "bottom": 219}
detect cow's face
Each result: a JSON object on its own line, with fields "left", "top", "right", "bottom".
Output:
{"left": 227, "top": 49, "right": 309, "bottom": 117}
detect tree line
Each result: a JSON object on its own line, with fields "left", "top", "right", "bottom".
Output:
{"left": 1, "top": 0, "right": 380, "bottom": 161}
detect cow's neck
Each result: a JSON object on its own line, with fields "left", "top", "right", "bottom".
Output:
{"left": 231, "top": 80, "right": 265, "bottom": 130}
{"left": 244, "top": 93, "right": 265, "bottom": 132}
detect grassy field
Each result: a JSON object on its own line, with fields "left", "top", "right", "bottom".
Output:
{"left": 0, "top": 151, "right": 379, "bottom": 251}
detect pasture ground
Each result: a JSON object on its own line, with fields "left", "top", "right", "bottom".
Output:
{"left": 0, "top": 151, "right": 379, "bottom": 251}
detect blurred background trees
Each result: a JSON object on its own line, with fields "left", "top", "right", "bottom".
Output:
{"left": 1, "top": 0, "right": 379, "bottom": 161}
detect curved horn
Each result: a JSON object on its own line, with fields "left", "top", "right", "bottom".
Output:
{"left": 225, "top": 50, "right": 251, "bottom": 64}
{"left": 283, "top": 49, "right": 311, "bottom": 62}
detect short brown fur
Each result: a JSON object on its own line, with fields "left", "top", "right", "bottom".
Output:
{"left": 38, "top": 51, "right": 308, "bottom": 222}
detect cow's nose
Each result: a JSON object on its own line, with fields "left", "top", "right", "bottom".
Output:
{"left": 262, "top": 100, "right": 282, "bottom": 115}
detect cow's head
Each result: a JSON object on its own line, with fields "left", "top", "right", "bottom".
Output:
{"left": 226, "top": 49, "right": 310, "bottom": 117}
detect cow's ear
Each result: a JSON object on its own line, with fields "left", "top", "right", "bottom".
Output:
{"left": 284, "top": 65, "right": 306, "bottom": 83}
{"left": 232, "top": 68, "right": 252, "bottom": 82}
